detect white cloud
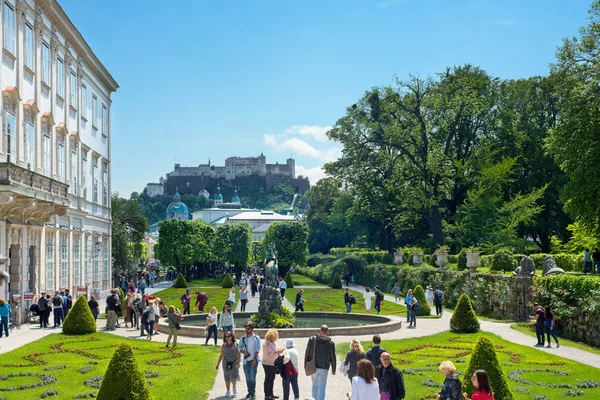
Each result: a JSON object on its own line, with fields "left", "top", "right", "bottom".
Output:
{"left": 295, "top": 165, "right": 328, "bottom": 184}
{"left": 284, "top": 125, "right": 332, "bottom": 142}
{"left": 263, "top": 134, "right": 341, "bottom": 163}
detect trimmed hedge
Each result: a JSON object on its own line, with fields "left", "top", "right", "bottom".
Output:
{"left": 221, "top": 273, "right": 235, "bottom": 289}
{"left": 329, "top": 248, "right": 394, "bottom": 264}
{"left": 97, "top": 343, "right": 153, "bottom": 400}
{"left": 62, "top": 295, "right": 96, "bottom": 335}
{"left": 450, "top": 294, "right": 480, "bottom": 333}
{"left": 173, "top": 273, "right": 188, "bottom": 288}
{"left": 491, "top": 249, "right": 516, "bottom": 272}
{"left": 307, "top": 254, "right": 337, "bottom": 267}
{"left": 330, "top": 273, "right": 342, "bottom": 289}
{"left": 284, "top": 271, "right": 294, "bottom": 289}
{"left": 413, "top": 285, "right": 431, "bottom": 316}
{"left": 463, "top": 337, "right": 513, "bottom": 400}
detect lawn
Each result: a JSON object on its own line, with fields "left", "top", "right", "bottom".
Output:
{"left": 187, "top": 277, "right": 224, "bottom": 287}
{"left": 152, "top": 287, "right": 235, "bottom": 313}
{"left": 336, "top": 330, "right": 600, "bottom": 400}
{"left": 285, "top": 288, "right": 407, "bottom": 316}
{"left": 291, "top": 274, "right": 322, "bottom": 287}
{"left": 511, "top": 322, "right": 600, "bottom": 356}
{"left": 0, "top": 332, "right": 219, "bottom": 399}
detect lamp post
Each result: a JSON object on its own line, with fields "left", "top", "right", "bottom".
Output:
{"left": 84, "top": 240, "right": 102, "bottom": 299}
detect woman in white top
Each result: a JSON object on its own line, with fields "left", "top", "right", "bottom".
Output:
{"left": 205, "top": 306, "right": 219, "bottom": 345}
{"left": 426, "top": 286, "right": 434, "bottom": 307}
{"left": 347, "top": 359, "right": 379, "bottom": 400}
{"left": 227, "top": 287, "right": 236, "bottom": 308}
{"left": 363, "top": 288, "right": 373, "bottom": 313}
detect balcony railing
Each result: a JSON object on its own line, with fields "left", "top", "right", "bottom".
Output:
{"left": 0, "top": 162, "right": 69, "bottom": 200}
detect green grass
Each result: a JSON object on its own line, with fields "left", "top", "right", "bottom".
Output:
{"left": 511, "top": 322, "right": 600, "bottom": 356}
{"left": 152, "top": 287, "right": 235, "bottom": 313}
{"left": 336, "top": 330, "right": 600, "bottom": 400}
{"left": 187, "top": 277, "right": 224, "bottom": 287}
{"left": 285, "top": 288, "right": 407, "bottom": 316}
{"left": 291, "top": 274, "right": 322, "bottom": 287}
{"left": 0, "top": 332, "right": 219, "bottom": 399}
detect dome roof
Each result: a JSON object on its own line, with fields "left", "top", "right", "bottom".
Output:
{"left": 215, "top": 185, "right": 223, "bottom": 201}
{"left": 166, "top": 201, "right": 189, "bottom": 215}
{"left": 232, "top": 188, "right": 240, "bottom": 203}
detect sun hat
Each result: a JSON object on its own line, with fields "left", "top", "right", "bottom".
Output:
{"left": 285, "top": 339, "right": 295, "bottom": 348}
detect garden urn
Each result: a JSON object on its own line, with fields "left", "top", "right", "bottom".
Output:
{"left": 466, "top": 251, "right": 481, "bottom": 272}
{"left": 435, "top": 250, "right": 448, "bottom": 268}
{"left": 412, "top": 251, "right": 424, "bottom": 266}
{"left": 394, "top": 252, "right": 404, "bottom": 265}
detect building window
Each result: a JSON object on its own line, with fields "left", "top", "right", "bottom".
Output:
{"left": 92, "top": 96, "right": 97, "bottom": 128}
{"left": 82, "top": 151, "right": 87, "bottom": 200}
{"left": 42, "top": 43, "right": 50, "bottom": 84}
{"left": 3, "top": 3, "right": 15, "bottom": 54}
{"left": 58, "top": 141, "right": 65, "bottom": 182}
{"left": 81, "top": 85, "right": 87, "bottom": 119}
{"left": 25, "top": 24, "right": 34, "bottom": 69}
{"left": 71, "top": 147, "right": 78, "bottom": 195}
{"left": 46, "top": 238, "right": 54, "bottom": 291}
{"left": 57, "top": 59, "right": 64, "bottom": 98}
{"left": 70, "top": 72, "right": 77, "bottom": 107}
{"left": 93, "top": 158, "right": 98, "bottom": 203}
{"left": 5, "top": 112, "right": 15, "bottom": 163}
{"left": 102, "top": 163, "right": 108, "bottom": 206}
{"left": 43, "top": 135, "right": 51, "bottom": 176}
{"left": 101, "top": 105, "right": 107, "bottom": 137}
{"left": 93, "top": 243, "right": 99, "bottom": 282}
{"left": 102, "top": 244, "right": 108, "bottom": 281}
{"left": 26, "top": 123, "right": 35, "bottom": 170}
{"left": 73, "top": 242, "right": 80, "bottom": 287}
{"left": 60, "top": 237, "right": 68, "bottom": 289}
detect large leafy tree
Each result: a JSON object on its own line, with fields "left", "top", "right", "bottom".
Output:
{"left": 111, "top": 194, "right": 148, "bottom": 277}
{"left": 156, "top": 219, "right": 215, "bottom": 273}
{"left": 264, "top": 221, "right": 308, "bottom": 276}
{"left": 213, "top": 223, "right": 252, "bottom": 276}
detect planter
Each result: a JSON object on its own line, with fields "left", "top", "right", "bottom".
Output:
{"left": 466, "top": 252, "right": 481, "bottom": 270}
{"left": 435, "top": 251, "right": 448, "bottom": 268}
{"left": 412, "top": 251, "right": 423, "bottom": 266}
{"left": 394, "top": 252, "right": 404, "bottom": 265}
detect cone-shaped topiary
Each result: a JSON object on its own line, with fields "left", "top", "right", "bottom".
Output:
{"left": 330, "top": 273, "right": 342, "bottom": 289}
{"left": 450, "top": 293, "right": 480, "bottom": 333}
{"left": 413, "top": 285, "right": 431, "bottom": 316}
{"left": 62, "top": 295, "right": 96, "bottom": 335}
{"left": 173, "top": 272, "right": 188, "bottom": 289}
{"left": 462, "top": 337, "right": 513, "bottom": 400}
{"left": 117, "top": 286, "right": 126, "bottom": 307}
{"left": 97, "top": 343, "right": 153, "bottom": 400}
{"left": 284, "top": 271, "right": 294, "bottom": 289}
{"left": 222, "top": 273, "right": 235, "bottom": 288}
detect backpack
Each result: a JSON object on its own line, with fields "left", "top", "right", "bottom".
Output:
{"left": 349, "top": 295, "right": 356, "bottom": 304}
{"left": 52, "top": 296, "right": 62, "bottom": 306}
{"left": 376, "top": 291, "right": 384, "bottom": 302}
{"left": 273, "top": 354, "right": 285, "bottom": 375}
{"left": 67, "top": 296, "right": 73, "bottom": 309}
{"left": 142, "top": 308, "right": 151, "bottom": 321}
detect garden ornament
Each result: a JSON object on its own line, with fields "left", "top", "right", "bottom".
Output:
{"left": 542, "top": 256, "right": 565, "bottom": 276}
{"left": 514, "top": 256, "right": 536, "bottom": 276}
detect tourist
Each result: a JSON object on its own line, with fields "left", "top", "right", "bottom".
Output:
{"left": 345, "top": 288, "right": 353, "bottom": 313}
{"left": 392, "top": 283, "right": 401, "bottom": 302}
{"left": 180, "top": 289, "right": 191, "bottom": 315}
{"left": 0, "top": 298, "right": 11, "bottom": 337}
{"left": 240, "top": 285, "right": 249, "bottom": 312}
{"left": 251, "top": 278, "right": 258, "bottom": 298}
{"left": 593, "top": 248, "right": 600, "bottom": 274}
{"left": 375, "top": 352, "right": 405, "bottom": 400}
{"left": 405, "top": 289, "right": 413, "bottom": 322}
{"left": 545, "top": 305, "right": 560, "bottom": 348}
{"left": 152, "top": 299, "right": 161, "bottom": 335}
{"left": 131, "top": 294, "right": 140, "bottom": 329}
{"left": 279, "top": 277, "right": 287, "bottom": 298}
{"left": 295, "top": 289, "right": 305, "bottom": 312}
{"left": 138, "top": 276, "right": 147, "bottom": 295}
{"left": 166, "top": 305, "right": 182, "bottom": 348}
{"left": 63, "top": 289, "right": 72, "bottom": 317}
{"left": 239, "top": 321, "right": 261, "bottom": 399}
{"left": 365, "top": 334, "right": 387, "bottom": 368}
{"left": 219, "top": 305, "right": 235, "bottom": 337}
{"left": 120, "top": 276, "right": 128, "bottom": 293}
{"left": 533, "top": 302, "right": 546, "bottom": 347}
{"left": 142, "top": 300, "right": 156, "bottom": 340}
{"left": 128, "top": 279, "right": 136, "bottom": 294}
{"left": 195, "top": 291, "right": 209, "bottom": 313}
{"left": 345, "top": 273, "right": 351, "bottom": 287}
{"left": 52, "top": 291, "right": 64, "bottom": 328}
{"left": 282, "top": 339, "right": 300, "bottom": 400}
{"left": 149, "top": 271, "right": 156, "bottom": 288}
{"left": 227, "top": 287, "right": 236, "bottom": 308}
{"left": 138, "top": 294, "right": 148, "bottom": 336}
{"left": 433, "top": 288, "right": 444, "bottom": 315}
{"left": 38, "top": 292, "right": 49, "bottom": 328}
{"left": 408, "top": 294, "right": 418, "bottom": 329}
{"left": 86, "top": 295, "right": 99, "bottom": 321}
{"left": 125, "top": 293, "right": 135, "bottom": 328}
{"left": 158, "top": 299, "right": 168, "bottom": 318}
{"left": 205, "top": 306, "right": 219, "bottom": 345}
{"left": 434, "top": 361, "right": 462, "bottom": 400}
{"left": 344, "top": 338, "right": 366, "bottom": 383}
{"left": 305, "top": 324, "right": 336, "bottom": 400}
{"left": 346, "top": 359, "right": 379, "bottom": 400}
{"left": 584, "top": 248, "right": 592, "bottom": 274}
{"left": 426, "top": 286, "right": 434, "bottom": 307}
{"left": 363, "top": 288, "right": 373, "bottom": 313}
{"left": 262, "top": 328, "right": 285, "bottom": 400}
{"left": 465, "top": 370, "right": 494, "bottom": 400}
{"left": 374, "top": 286, "right": 384, "bottom": 315}
{"left": 217, "top": 331, "right": 240, "bottom": 397}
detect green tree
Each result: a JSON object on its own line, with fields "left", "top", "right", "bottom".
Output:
{"left": 222, "top": 273, "right": 235, "bottom": 288}
{"left": 264, "top": 222, "right": 308, "bottom": 276}
{"left": 97, "top": 343, "right": 153, "bottom": 400}
{"left": 213, "top": 223, "right": 252, "bottom": 276}
{"left": 157, "top": 219, "right": 215, "bottom": 273}
{"left": 284, "top": 271, "right": 294, "bottom": 289}
{"left": 463, "top": 337, "right": 513, "bottom": 400}
{"left": 413, "top": 285, "right": 431, "bottom": 316}
{"left": 330, "top": 273, "right": 342, "bottom": 289}
{"left": 450, "top": 294, "right": 480, "bottom": 333}
{"left": 173, "top": 273, "right": 188, "bottom": 289}
{"left": 111, "top": 194, "right": 148, "bottom": 277}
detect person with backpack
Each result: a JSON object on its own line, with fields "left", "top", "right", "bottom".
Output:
{"left": 181, "top": 289, "right": 191, "bottom": 315}
{"left": 305, "top": 325, "right": 336, "bottom": 400}
{"left": 137, "top": 294, "right": 147, "bottom": 336}
{"left": 63, "top": 289, "right": 73, "bottom": 319}
{"left": 38, "top": 292, "right": 49, "bottom": 329}
{"left": 433, "top": 288, "right": 444, "bottom": 315}
{"left": 262, "top": 329, "right": 285, "bottom": 400}
{"left": 282, "top": 339, "right": 300, "bottom": 400}
{"left": 365, "top": 335, "right": 387, "bottom": 368}
{"left": 374, "top": 286, "right": 384, "bottom": 315}
{"left": 52, "top": 291, "right": 64, "bottom": 328}
{"left": 408, "top": 295, "right": 418, "bottom": 329}
{"left": 404, "top": 289, "right": 412, "bottom": 323}
{"left": 344, "top": 288, "right": 354, "bottom": 313}
{"left": 88, "top": 295, "right": 100, "bottom": 321}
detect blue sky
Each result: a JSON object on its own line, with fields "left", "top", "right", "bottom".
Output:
{"left": 59, "top": 0, "right": 591, "bottom": 197}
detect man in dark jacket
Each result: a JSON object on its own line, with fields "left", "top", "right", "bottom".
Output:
{"left": 344, "top": 288, "right": 352, "bottom": 313}
{"left": 375, "top": 352, "right": 405, "bottom": 400}
{"left": 304, "top": 325, "right": 336, "bottom": 400}
{"left": 38, "top": 292, "right": 48, "bottom": 328}
{"left": 374, "top": 285, "right": 384, "bottom": 315}
{"left": 295, "top": 289, "right": 305, "bottom": 312}
{"left": 366, "top": 334, "right": 387, "bottom": 368}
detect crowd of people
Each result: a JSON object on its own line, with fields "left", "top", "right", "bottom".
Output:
{"left": 32, "top": 289, "right": 73, "bottom": 329}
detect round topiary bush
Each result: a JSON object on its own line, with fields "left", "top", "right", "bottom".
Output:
{"left": 462, "top": 337, "right": 514, "bottom": 400}
{"left": 330, "top": 273, "right": 342, "bottom": 289}
{"left": 450, "top": 294, "right": 480, "bottom": 333}
{"left": 97, "top": 343, "right": 153, "bottom": 400}
{"left": 221, "top": 273, "right": 235, "bottom": 288}
{"left": 413, "top": 285, "right": 431, "bottom": 316}
{"left": 284, "top": 271, "right": 294, "bottom": 289}
{"left": 457, "top": 249, "right": 468, "bottom": 270}
{"left": 62, "top": 295, "right": 97, "bottom": 335}
{"left": 491, "top": 249, "right": 516, "bottom": 272}
{"left": 173, "top": 272, "right": 188, "bottom": 288}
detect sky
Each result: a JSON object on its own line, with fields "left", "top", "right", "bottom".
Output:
{"left": 58, "top": 0, "right": 592, "bottom": 197}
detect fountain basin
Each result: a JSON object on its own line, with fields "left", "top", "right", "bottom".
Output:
{"left": 156, "top": 312, "right": 402, "bottom": 338}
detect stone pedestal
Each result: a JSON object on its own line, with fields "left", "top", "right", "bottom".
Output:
{"left": 258, "top": 286, "right": 282, "bottom": 317}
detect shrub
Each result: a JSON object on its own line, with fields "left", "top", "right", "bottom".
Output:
{"left": 447, "top": 254, "right": 458, "bottom": 264}
{"left": 330, "top": 273, "right": 342, "bottom": 289}
{"left": 250, "top": 306, "right": 296, "bottom": 328}
{"left": 307, "top": 254, "right": 337, "bottom": 266}
{"left": 450, "top": 294, "right": 480, "bottom": 333}
{"left": 62, "top": 295, "right": 96, "bottom": 335}
{"left": 221, "top": 273, "right": 235, "bottom": 288}
{"left": 413, "top": 285, "right": 431, "bottom": 316}
{"left": 117, "top": 286, "right": 126, "bottom": 308}
{"left": 97, "top": 343, "right": 153, "bottom": 400}
{"left": 457, "top": 250, "right": 468, "bottom": 270}
{"left": 491, "top": 249, "right": 516, "bottom": 272}
{"left": 173, "top": 272, "right": 188, "bottom": 288}
{"left": 462, "top": 337, "right": 513, "bottom": 400}
{"left": 284, "top": 271, "right": 294, "bottom": 289}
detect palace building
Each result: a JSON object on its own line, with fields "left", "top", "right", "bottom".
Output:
{"left": 0, "top": 0, "right": 118, "bottom": 317}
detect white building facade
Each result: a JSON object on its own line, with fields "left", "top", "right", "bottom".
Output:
{"left": 0, "top": 0, "right": 118, "bottom": 318}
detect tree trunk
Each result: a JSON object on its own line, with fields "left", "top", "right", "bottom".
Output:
{"left": 428, "top": 209, "right": 445, "bottom": 246}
